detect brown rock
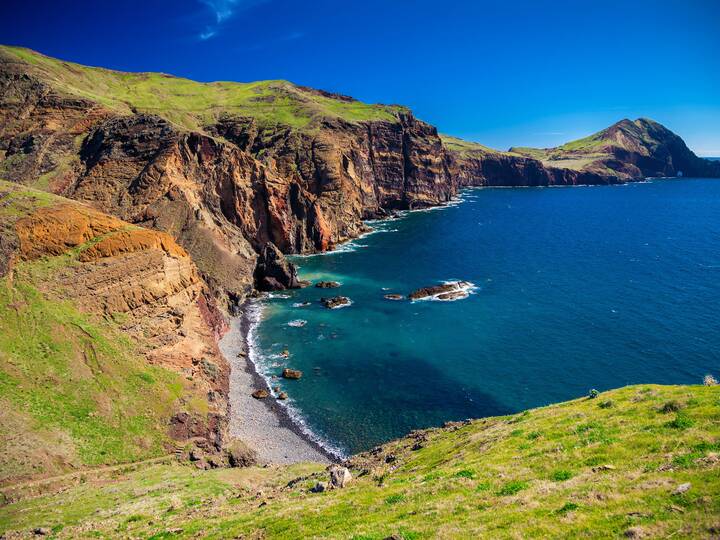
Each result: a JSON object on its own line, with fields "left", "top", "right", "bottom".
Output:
{"left": 251, "top": 389, "right": 270, "bottom": 399}
{"left": 315, "top": 281, "right": 341, "bottom": 288}
{"left": 282, "top": 369, "right": 302, "bottom": 380}
{"left": 254, "top": 242, "right": 300, "bottom": 291}
{"left": 408, "top": 281, "right": 472, "bottom": 300}
{"left": 384, "top": 294, "right": 404, "bottom": 301}
{"left": 321, "top": 296, "right": 351, "bottom": 309}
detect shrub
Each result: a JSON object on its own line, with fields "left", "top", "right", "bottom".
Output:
{"left": 497, "top": 480, "right": 529, "bottom": 496}
{"left": 454, "top": 470, "right": 474, "bottom": 479}
{"left": 598, "top": 400, "right": 613, "bottom": 409}
{"left": 475, "top": 482, "right": 491, "bottom": 492}
{"left": 551, "top": 470, "right": 573, "bottom": 481}
{"left": 666, "top": 413, "right": 694, "bottom": 430}
{"left": 556, "top": 502, "right": 579, "bottom": 514}
{"left": 385, "top": 494, "right": 405, "bottom": 505}
{"left": 588, "top": 389, "right": 600, "bottom": 399}
{"left": 660, "top": 400, "right": 682, "bottom": 413}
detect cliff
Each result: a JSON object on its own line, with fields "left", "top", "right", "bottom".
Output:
{"left": 0, "top": 46, "right": 460, "bottom": 302}
{"left": 0, "top": 181, "right": 230, "bottom": 484}
{"left": 1, "top": 45, "right": 717, "bottom": 307}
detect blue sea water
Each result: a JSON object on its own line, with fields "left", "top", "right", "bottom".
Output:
{"left": 250, "top": 178, "right": 720, "bottom": 456}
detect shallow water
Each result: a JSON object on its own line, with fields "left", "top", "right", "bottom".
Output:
{"left": 251, "top": 178, "right": 720, "bottom": 456}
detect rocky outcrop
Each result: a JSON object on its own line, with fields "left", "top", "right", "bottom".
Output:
{"left": 254, "top": 242, "right": 301, "bottom": 291}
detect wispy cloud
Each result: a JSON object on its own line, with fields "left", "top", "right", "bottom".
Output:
{"left": 197, "top": 0, "right": 269, "bottom": 40}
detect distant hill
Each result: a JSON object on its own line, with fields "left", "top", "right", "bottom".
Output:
{"left": 510, "top": 118, "right": 720, "bottom": 179}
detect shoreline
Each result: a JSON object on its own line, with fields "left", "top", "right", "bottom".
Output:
{"left": 220, "top": 301, "right": 337, "bottom": 465}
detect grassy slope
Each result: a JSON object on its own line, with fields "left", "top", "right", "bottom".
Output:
{"left": 509, "top": 124, "right": 625, "bottom": 171}
{"left": 1, "top": 45, "right": 406, "bottom": 132}
{"left": 0, "top": 182, "right": 198, "bottom": 484}
{"left": 440, "top": 134, "right": 520, "bottom": 158}
{"left": 2, "top": 384, "right": 718, "bottom": 538}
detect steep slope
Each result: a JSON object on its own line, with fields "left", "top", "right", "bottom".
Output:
{"left": 0, "top": 181, "right": 230, "bottom": 485}
{"left": 1, "top": 384, "right": 718, "bottom": 538}
{"left": 510, "top": 118, "right": 720, "bottom": 179}
{"left": 2, "top": 46, "right": 718, "bottom": 306}
{"left": 0, "top": 46, "right": 455, "bottom": 302}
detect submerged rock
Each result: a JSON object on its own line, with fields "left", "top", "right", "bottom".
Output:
{"left": 384, "top": 293, "right": 404, "bottom": 301}
{"left": 321, "top": 296, "right": 351, "bottom": 309}
{"left": 282, "top": 368, "right": 303, "bottom": 379}
{"left": 254, "top": 242, "right": 301, "bottom": 291}
{"left": 315, "top": 281, "right": 341, "bottom": 288}
{"left": 408, "top": 281, "right": 473, "bottom": 301}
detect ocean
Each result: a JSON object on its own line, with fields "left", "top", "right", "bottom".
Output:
{"left": 247, "top": 178, "right": 720, "bottom": 457}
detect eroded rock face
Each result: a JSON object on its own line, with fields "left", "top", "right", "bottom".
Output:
{"left": 12, "top": 200, "right": 230, "bottom": 449}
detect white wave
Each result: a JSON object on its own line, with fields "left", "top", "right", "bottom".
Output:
{"left": 287, "top": 319, "right": 307, "bottom": 327}
{"left": 410, "top": 280, "right": 479, "bottom": 302}
{"left": 243, "top": 301, "right": 347, "bottom": 460}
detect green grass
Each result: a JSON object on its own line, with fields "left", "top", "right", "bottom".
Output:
{"left": 440, "top": 134, "right": 517, "bottom": 157}
{"left": 1, "top": 45, "right": 406, "bottom": 132}
{"left": 0, "top": 182, "right": 204, "bottom": 484}
{"left": 1, "top": 384, "right": 718, "bottom": 538}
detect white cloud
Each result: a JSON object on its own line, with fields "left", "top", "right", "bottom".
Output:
{"left": 197, "top": 0, "right": 268, "bottom": 40}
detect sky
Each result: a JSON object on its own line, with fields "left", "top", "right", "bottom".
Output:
{"left": 2, "top": 0, "right": 719, "bottom": 154}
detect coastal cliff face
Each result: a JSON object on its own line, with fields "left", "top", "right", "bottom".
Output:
{"left": 0, "top": 47, "right": 456, "bottom": 302}
{"left": 0, "top": 182, "right": 230, "bottom": 482}
{"left": 1, "top": 45, "right": 718, "bottom": 306}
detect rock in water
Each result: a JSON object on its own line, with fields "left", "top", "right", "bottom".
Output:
{"left": 408, "top": 281, "right": 473, "bottom": 301}
{"left": 321, "top": 296, "right": 351, "bottom": 309}
{"left": 315, "top": 281, "right": 341, "bottom": 288}
{"left": 384, "top": 293, "right": 404, "bottom": 301}
{"left": 282, "top": 368, "right": 303, "bottom": 379}
{"left": 254, "top": 242, "right": 300, "bottom": 291}
{"left": 328, "top": 465, "right": 352, "bottom": 488}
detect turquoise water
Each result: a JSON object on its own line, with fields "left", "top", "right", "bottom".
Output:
{"left": 251, "top": 178, "right": 720, "bottom": 456}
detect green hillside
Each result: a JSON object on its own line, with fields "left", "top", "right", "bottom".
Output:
{"left": 0, "top": 182, "right": 201, "bottom": 484}
{"left": 440, "top": 134, "right": 518, "bottom": 158}
{"left": 2, "top": 384, "right": 718, "bottom": 538}
{"left": 1, "top": 45, "right": 406, "bottom": 132}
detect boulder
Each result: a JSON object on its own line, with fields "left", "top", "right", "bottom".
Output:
{"left": 254, "top": 242, "right": 300, "bottom": 291}
{"left": 226, "top": 439, "right": 258, "bottom": 467}
{"left": 282, "top": 368, "right": 303, "bottom": 380}
{"left": 328, "top": 465, "right": 352, "bottom": 489}
{"left": 278, "top": 391, "right": 288, "bottom": 400}
{"left": 315, "top": 281, "right": 341, "bottom": 288}
{"left": 251, "top": 389, "right": 270, "bottom": 399}
{"left": 321, "top": 296, "right": 351, "bottom": 309}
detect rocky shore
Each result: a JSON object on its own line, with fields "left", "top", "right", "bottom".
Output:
{"left": 219, "top": 308, "right": 333, "bottom": 464}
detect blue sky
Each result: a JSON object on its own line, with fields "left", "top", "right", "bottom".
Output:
{"left": 2, "top": 0, "right": 719, "bottom": 154}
